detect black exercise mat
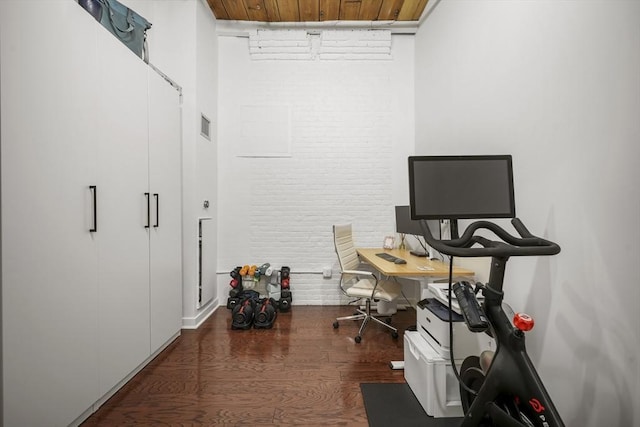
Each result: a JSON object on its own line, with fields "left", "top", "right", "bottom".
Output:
{"left": 360, "top": 383, "right": 463, "bottom": 427}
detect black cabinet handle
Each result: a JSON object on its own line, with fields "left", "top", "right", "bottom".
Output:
{"left": 90, "top": 185, "right": 97, "bottom": 232}
{"left": 153, "top": 193, "right": 159, "bottom": 228}
{"left": 144, "top": 192, "right": 150, "bottom": 228}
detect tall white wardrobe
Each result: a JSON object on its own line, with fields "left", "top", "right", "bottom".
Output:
{"left": 1, "top": 1, "right": 183, "bottom": 425}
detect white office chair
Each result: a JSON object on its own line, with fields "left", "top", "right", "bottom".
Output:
{"left": 332, "top": 224, "right": 402, "bottom": 343}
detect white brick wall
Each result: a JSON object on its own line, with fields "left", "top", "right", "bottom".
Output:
{"left": 249, "top": 30, "right": 313, "bottom": 60}
{"left": 248, "top": 29, "right": 392, "bottom": 60}
{"left": 319, "top": 29, "right": 392, "bottom": 60}
{"left": 217, "top": 34, "right": 416, "bottom": 305}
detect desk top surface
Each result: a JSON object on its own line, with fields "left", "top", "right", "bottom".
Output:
{"left": 356, "top": 248, "right": 474, "bottom": 277}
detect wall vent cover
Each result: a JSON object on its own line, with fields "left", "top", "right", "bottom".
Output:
{"left": 201, "top": 114, "right": 211, "bottom": 140}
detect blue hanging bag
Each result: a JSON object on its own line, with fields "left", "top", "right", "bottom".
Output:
{"left": 78, "top": 0, "right": 152, "bottom": 62}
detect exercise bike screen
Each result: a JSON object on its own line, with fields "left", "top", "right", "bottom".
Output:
{"left": 408, "top": 155, "right": 516, "bottom": 220}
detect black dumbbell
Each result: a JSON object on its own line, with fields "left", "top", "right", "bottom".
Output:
{"left": 229, "top": 277, "right": 243, "bottom": 297}
{"left": 231, "top": 298, "right": 255, "bottom": 330}
{"left": 279, "top": 294, "right": 292, "bottom": 312}
{"left": 230, "top": 266, "right": 243, "bottom": 281}
{"left": 281, "top": 266, "right": 290, "bottom": 289}
{"left": 254, "top": 298, "right": 278, "bottom": 329}
{"left": 226, "top": 296, "right": 240, "bottom": 310}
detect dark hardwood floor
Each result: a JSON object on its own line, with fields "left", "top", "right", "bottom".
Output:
{"left": 81, "top": 305, "right": 416, "bottom": 426}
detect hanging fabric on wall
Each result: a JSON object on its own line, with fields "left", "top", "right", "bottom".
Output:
{"left": 78, "top": 0, "right": 152, "bottom": 62}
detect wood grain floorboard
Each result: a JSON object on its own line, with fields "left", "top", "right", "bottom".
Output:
{"left": 81, "top": 305, "right": 416, "bottom": 426}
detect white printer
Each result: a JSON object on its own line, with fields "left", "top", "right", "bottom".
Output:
{"left": 423, "top": 282, "right": 482, "bottom": 314}
{"left": 416, "top": 282, "right": 494, "bottom": 360}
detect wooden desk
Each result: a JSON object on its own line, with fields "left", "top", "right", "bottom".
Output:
{"left": 357, "top": 248, "right": 474, "bottom": 370}
{"left": 356, "top": 248, "right": 474, "bottom": 278}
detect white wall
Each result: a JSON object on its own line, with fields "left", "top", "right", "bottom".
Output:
{"left": 415, "top": 1, "right": 640, "bottom": 425}
{"left": 172, "top": 0, "right": 219, "bottom": 327}
{"left": 122, "top": 0, "right": 219, "bottom": 327}
{"left": 195, "top": 0, "right": 219, "bottom": 311}
{"left": 217, "top": 33, "right": 415, "bottom": 304}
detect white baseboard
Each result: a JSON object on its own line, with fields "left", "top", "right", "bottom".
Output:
{"left": 182, "top": 297, "right": 219, "bottom": 329}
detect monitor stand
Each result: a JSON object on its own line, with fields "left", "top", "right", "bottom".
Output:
{"left": 409, "top": 250, "right": 428, "bottom": 257}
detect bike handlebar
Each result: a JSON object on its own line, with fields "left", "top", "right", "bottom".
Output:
{"left": 420, "top": 218, "right": 561, "bottom": 258}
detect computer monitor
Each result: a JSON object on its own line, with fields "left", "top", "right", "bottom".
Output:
{"left": 395, "top": 205, "right": 440, "bottom": 237}
{"left": 408, "top": 155, "right": 516, "bottom": 238}
{"left": 395, "top": 205, "right": 441, "bottom": 257}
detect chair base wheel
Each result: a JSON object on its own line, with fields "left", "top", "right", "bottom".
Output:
{"left": 391, "top": 331, "right": 398, "bottom": 339}
{"left": 355, "top": 335, "right": 362, "bottom": 343}
{"left": 333, "top": 321, "right": 339, "bottom": 329}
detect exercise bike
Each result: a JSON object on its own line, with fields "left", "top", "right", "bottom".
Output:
{"left": 420, "top": 217, "right": 564, "bottom": 427}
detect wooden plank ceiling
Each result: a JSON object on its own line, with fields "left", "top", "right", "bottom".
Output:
{"left": 207, "top": 0, "right": 429, "bottom": 22}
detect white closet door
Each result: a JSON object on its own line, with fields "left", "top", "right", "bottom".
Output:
{"left": 1, "top": 2, "right": 100, "bottom": 426}
{"left": 148, "top": 70, "right": 183, "bottom": 351}
{"left": 95, "top": 26, "right": 151, "bottom": 396}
